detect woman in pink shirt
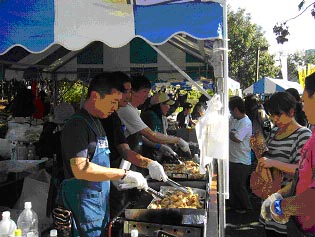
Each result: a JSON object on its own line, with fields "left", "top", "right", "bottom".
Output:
{"left": 261, "top": 72, "right": 315, "bottom": 237}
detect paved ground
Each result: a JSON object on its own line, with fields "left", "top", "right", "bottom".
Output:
{"left": 225, "top": 194, "right": 266, "bottom": 237}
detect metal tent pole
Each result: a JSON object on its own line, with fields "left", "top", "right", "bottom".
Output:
{"left": 218, "top": 159, "right": 225, "bottom": 237}
{"left": 212, "top": 1, "right": 229, "bottom": 237}
{"left": 52, "top": 73, "right": 58, "bottom": 108}
{"left": 150, "top": 45, "right": 211, "bottom": 100}
{"left": 220, "top": 0, "right": 230, "bottom": 236}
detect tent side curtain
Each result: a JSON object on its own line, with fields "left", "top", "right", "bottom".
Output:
{"left": 0, "top": 0, "right": 223, "bottom": 55}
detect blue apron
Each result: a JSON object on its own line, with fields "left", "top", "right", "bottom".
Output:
{"left": 61, "top": 116, "right": 111, "bottom": 237}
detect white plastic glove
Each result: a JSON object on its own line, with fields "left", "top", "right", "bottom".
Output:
{"left": 148, "top": 161, "right": 168, "bottom": 182}
{"left": 178, "top": 138, "right": 191, "bottom": 154}
{"left": 119, "top": 170, "right": 148, "bottom": 191}
{"left": 260, "top": 193, "right": 283, "bottom": 221}
{"left": 160, "top": 144, "right": 177, "bottom": 158}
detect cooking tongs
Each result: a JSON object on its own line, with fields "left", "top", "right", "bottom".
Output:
{"left": 166, "top": 178, "right": 190, "bottom": 194}
{"left": 172, "top": 154, "right": 184, "bottom": 165}
{"left": 146, "top": 187, "right": 165, "bottom": 199}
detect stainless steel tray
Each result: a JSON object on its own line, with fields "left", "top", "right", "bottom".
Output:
{"left": 147, "top": 186, "right": 206, "bottom": 209}
{"left": 163, "top": 162, "right": 207, "bottom": 180}
{"left": 125, "top": 186, "right": 207, "bottom": 226}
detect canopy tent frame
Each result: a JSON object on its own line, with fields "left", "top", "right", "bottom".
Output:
{"left": 1, "top": 35, "right": 218, "bottom": 81}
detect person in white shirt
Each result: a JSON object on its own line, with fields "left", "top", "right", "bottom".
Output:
{"left": 228, "top": 96, "right": 253, "bottom": 214}
{"left": 117, "top": 75, "right": 191, "bottom": 169}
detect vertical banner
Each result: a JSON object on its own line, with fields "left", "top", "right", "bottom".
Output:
{"left": 307, "top": 64, "right": 315, "bottom": 77}
{"left": 298, "top": 64, "right": 315, "bottom": 89}
{"left": 298, "top": 65, "right": 306, "bottom": 89}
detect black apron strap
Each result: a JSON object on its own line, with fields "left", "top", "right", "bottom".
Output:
{"left": 70, "top": 114, "right": 100, "bottom": 137}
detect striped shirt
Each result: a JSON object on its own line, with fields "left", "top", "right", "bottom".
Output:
{"left": 259, "top": 126, "right": 312, "bottom": 234}
{"left": 266, "top": 127, "right": 312, "bottom": 165}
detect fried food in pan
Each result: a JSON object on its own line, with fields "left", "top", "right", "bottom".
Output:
{"left": 163, "top": 160, "right": 205, "bottom": 179}
{"left": 148, "top": 187, "right": 203, "bottom": 209}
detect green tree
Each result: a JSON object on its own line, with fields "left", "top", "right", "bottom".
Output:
{"left": 228, "top": 8, "right": 280, "bottom": 89}
{"left": 273, "top": 1, "right": 315, "bottom": 44}
{"left": 58, "top": 81, "right": 87, "bottom": 104}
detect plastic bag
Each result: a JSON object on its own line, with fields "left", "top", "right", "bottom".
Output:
{"left": 195, "top": 94, "right": 228, "bottom": 173}
{"left": 5, "top": 121, "right": 42, "bottom": 143}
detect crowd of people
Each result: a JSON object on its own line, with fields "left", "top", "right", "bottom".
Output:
{"left": 6, "top": 69, "right": 315, "bottom": 237}
{"left": 228, "top": 73, "right": 315, "bottom": 237}
{"left": 1, "top": 71, "right": 211, "bottom": 237}
{"left": 47, "top": 72, "right": 195, "bottom": 236}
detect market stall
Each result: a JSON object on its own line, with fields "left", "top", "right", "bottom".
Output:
{"left": 0, "top": 1, "right": 230, "bottom": 236}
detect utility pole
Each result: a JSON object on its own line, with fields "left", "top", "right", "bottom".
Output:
{"left": 255, "top": 48, "right": 260, "bottom": 82}
{"left": 255, "top": 46, "right": 268, "bottom": 82}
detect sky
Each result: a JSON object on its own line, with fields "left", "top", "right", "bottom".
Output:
{"left": 227, "top": 0, "right": 315, "bottom": 54}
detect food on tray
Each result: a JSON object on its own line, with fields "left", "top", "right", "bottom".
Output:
{"left": 148, "top": 187, "right": 203, "bottom": 209}
{"left": 163, "top": 160, "right": 205, "bottom": 179}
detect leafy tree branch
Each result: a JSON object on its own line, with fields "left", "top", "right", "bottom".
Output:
{"left": 273, "top": 1, "right": 315, "bottom": 44}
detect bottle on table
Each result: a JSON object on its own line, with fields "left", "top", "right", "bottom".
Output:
{"left": 0, "top": 211, "right": 17, "bottom": 237}
{"left": 17, "top": 202, "right": 39, "bottom": 237}
{"left": 10, "top": 140, "right": 17, "bottom": 160}
{"left": 16, "top": 142, "right": 27, "bottom": 160}
{"left": 9, "top": 130, "right": 17, "bottom": 160}
{"left": 27, "top": 143, "right": 36, "bottom": 160}
{"left": 27, "top": 150, "right": 34, "bottom": 160}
